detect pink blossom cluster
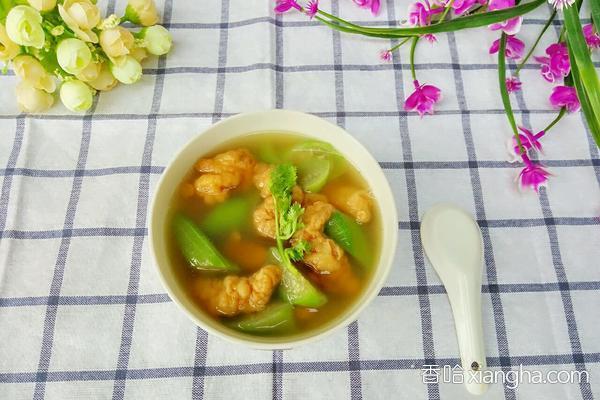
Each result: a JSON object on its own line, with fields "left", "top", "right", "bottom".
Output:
{"left": 273, "top": 0, "right": 599, "bottom": 192}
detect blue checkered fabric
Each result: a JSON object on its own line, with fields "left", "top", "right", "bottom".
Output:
{"left": 1, "top": 0, "right": 599, "bottom": 399}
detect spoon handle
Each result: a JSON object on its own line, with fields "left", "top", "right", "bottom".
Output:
{"left": 446, "top": 277, "right": 487, "bottom": 395}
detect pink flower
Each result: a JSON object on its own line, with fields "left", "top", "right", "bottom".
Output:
{"left": 547, "top": 0, "right": 575, "bottom": 10}
{"left": 404, "top": 80, "right": 442, "bottom": 117}
{"left": 549, "top": 85, "right": 580, "bottom": 112}
{"left": 408, "top": 1, "right": 431, "bottom": 26}
{"left": 353, "top": 0, "right": 381, "bottom": 15}
{"left": 423, "top": 34, "right": 437, "bottom": 43}
{"left": 380, "top": 49, "right": 392, "bottom": 62}
{"left": 505, "top": 76, "right": 522, "bottom": 93}
{"left": 407, "top": 0, "right": 442, "bottom": 26}
{"left": 305, "top": 0, "right": 319, "bottom": 18}
{"left": 488, "top": 0, "right": 522, "bottom": 35}
{"left": 452, "top": 0, "right": 487, "bottom": 15}
{"left": 583, "top": 24, "right": 600, "bottom": 49}
{"left": 518, "top": 154, "right": 550, "bottom": 192}
{"left": 274, "top": 0, "right": 302, "bottom": 13}
{"left": 489, "top": 35, "right": 525, "bottom": 60}
{"left": 508, "top": 126, "right": 544, "bottom": 161}
{"left": 534, "top": 42, "right": 570, "bottom": 83}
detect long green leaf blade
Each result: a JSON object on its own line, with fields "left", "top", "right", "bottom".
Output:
{"left": 567, "top": 42, "right": 600, "bottom": 146}
{"left": 498, "top": 34, "right": 521, "bottom": 148}
{"left": 564, "top": 5, "right": 600, "bottom": 147}
{"left": 316, "top": 0, "right": 545, "bottom": 38}
{"left": 591, "top": 0, "right": 600, "bottom": 32}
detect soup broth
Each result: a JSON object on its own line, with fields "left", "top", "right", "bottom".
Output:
{"left": 167, "top": 132, "right": 381, "bottom": 336}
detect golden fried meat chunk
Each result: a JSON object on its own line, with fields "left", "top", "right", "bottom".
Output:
{"left": 324, "top": 184, "right": 372, "bottom": 224}
{"left": 291, "top": 201, "right": 345, "bottom": 274}
{"left": 195, "top": 265, "right": 282, "bottom": 317}
{"left": 253, "top": 197, "right": 277, "bottom": 239}
{"left": 193, "top": 149, "right": 256, "bottom": 204}
{"left": 301, "top": 200, "right": 334, "bottom": 232}
{"left": 253, "top": 163, "right": 273, "bottom": 198}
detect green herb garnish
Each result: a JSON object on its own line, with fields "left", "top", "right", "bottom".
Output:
{"left": 269, "top": 164, "right": 327, "bottom": 308}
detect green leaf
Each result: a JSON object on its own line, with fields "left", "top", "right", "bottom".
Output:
{"left": 285, "top": 239, "right": 311, "bottom": 262}
{"left": 269, "top": 164, "right": 296, "bottom": 204}
{"left": 315, "top": 0, "right": 545, "bottom": 38}
{"left": 567, "top": 42, "right": 600, "bottom": 146}
{"left": 564, "top": 5, "right": 600, "bottom": 147}
{"left": 497, "top": 34, "right": 522, "bottom": 149}
{"left": 591, "top": 0, "right": 600, "bottom": 34}
{"left": 0, "top": 0, "right": 12, "bottom": 22}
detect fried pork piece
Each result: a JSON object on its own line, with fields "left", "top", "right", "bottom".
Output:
{"left": 253, "top": 163, "right": 273, "bottom": 198}
{"left": 291, "top": 201, "right": 347, "bottom": 274}
{"left": 193, "top": 148, "right": 256, "bottom": 204}
{"left": 308, "top": 260, "right": 360, "bottom": 296}
{"left": 302, "top": 192, "right": 328, "bottom": 206}
{"left": 195, "top": 265, "right": 282, "bottom": 317}
{"left": 324, "top": 184, "right": 372, "bottom": 224}
{"left": 301, "top": 200, "right": 334, "bottom": 231}
{"left": 253, "top": 196, "right": 277, "bottom": 239}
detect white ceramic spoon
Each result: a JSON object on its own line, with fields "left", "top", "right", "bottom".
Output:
{"left": 420, "top": 203, "right": 488, "bottom": 395}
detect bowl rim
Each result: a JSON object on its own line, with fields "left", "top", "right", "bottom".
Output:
{"left": 149, "top": 109, "right": 398, "bottom": 350}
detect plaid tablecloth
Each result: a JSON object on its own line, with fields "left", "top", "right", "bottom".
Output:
{"left": 1, "top": 0, "right": 599, "bottom": 399}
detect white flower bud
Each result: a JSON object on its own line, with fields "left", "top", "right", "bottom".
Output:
{"left": 56, "top": 38, "right": 92, "bottom": 75}
{"left": 109, "top": 55, "right": 142, "bottom": 84}
{"left": 60, "top": 79, "right": 93, "bottom": 112}
{"left": 140, "top": 25, "right": 172, "bottom": 56}
{"left": 5, "top": 5, "right": 45, "bottom": 49}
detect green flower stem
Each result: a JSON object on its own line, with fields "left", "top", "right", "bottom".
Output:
{"left": 390, "top": 37, "right": 412, "bottom": 52}
{"left": 543, "top": 108, "right": 566, "bottom": 132}
{"left": 314, "top": 16, "right": 395, "bottom": 38}
{"left": 438, "top": 0, "right": 455, "bottom": 24}
{"left": 316, "top": 9, "right": 371, "bottom": 31}
{"left": 410, "top": 37, "right": 419, "bottom": 80}
{"left": 515, "top": 10, "right": 556, "bottom": 76}
{"left": 498, "top": 33, "right": 524, "bottom": 152}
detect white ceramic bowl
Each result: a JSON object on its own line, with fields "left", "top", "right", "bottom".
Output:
{"left": 149, "top": 110, "right": 397, "bottom": 349}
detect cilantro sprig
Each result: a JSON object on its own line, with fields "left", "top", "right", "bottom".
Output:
{"left": 269, "top": 164, "right": 327, "bottom": 308}
{"left": 269, "top": 164, "right": 310, "bottom": 264}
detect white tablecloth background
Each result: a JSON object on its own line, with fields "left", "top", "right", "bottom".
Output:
{"left": 1, "top": 0, "right": 599, "bottom": 399}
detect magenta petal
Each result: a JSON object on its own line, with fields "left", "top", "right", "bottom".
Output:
{"left": 505, "top": 77, "right": 522, "bottom": 93}
{"left": 379, "top": 49, "right": 392, "bottom": 62}
{"left": 420, "top": 84, "right": 441, "bottom": 101}
{"left": 274, "top": 2, "right": 293, "bottom": 12}
{"left": 489, "top": 39, "right": 500, "bottom": 54}
{"left": 488, "top": 0, "right": 515, "bottom": 11}
{"left": 583, "top": 23, "right": 600, "bottom": 49}
{"left": 502, "top": 17, "right": 522, "bottom": 35}
{"left": 518, "top": 126, "right": 543, "bottom": 152}
{"left": 549, "top": 85, "right": 580, "bottom": 112}
{"left": 423, "top": 33, "right": 437, "bottom": 43}
{"left": 506, "top": 35, "right": 525, "bottom": 59}
{"left": 371, "top": 0, "right": 381, "bottom": 15}
{"left": 404, "top": 91, "right": 421, "bottom": 111}
{"left": 274, "top": 0, "right": 301, "bottom": 13}
{"left": 404, "top": 80, "right": 441, "bottom": 117}
{"left": 518, "top": 154, "right": 550, "bottom": 193}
